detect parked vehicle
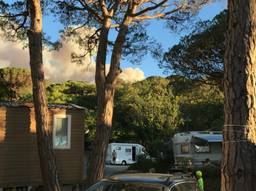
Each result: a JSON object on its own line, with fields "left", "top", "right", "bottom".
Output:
{"left": 86, "top": 173, "right": 198, "bottom": 191}
{"left": 172, "top": 131, "right": 223, "bottom": 167}
{"left": 105, "top": 143, "right": 146, "bottom": 165}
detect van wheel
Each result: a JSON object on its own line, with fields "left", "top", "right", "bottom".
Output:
{"left": 121, "top": 160, "right": 127, "bottom": 165}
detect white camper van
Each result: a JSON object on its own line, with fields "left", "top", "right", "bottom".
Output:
{"left": 172, "top": 131, "right": 223, "bottom": 167}
{"left": 106, "top": 143, "right": 146, "bottom": 165}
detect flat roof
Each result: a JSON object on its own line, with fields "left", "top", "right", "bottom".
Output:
{"left": 0, "top": 102, "right": 86, "bottom": 110}
{"left": 193, "top": 134, "right": 223, "bottom": 142}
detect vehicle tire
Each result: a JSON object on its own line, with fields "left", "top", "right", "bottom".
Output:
{"left": 121, "top": 160, "right": 127, "bottom": 165}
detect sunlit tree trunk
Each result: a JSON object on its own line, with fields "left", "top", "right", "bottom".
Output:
{"left": 87, "top": 16, "right": 131, "bottom": 186}
{"left": 27, "top": 0, "right": 61, "bottom": 190}
{"left": 222, "top": 0, "right": 256, "bottom": 190}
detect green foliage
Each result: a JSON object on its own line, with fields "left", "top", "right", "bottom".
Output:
{"left": 0, "top": 67, "right": 224, "bottom": 145}
{"left": 113, "top": 77, "right": 182, "bottom": 152}
{"left": 47, "top": 81, "right": 96, "bottom": 108}
{"left": 129, "top": 154, "right": 172, "bottom": 173}
{"left": 0, "top": 67, "right": 32, "bottom": 101}
{"left": 168, "top": 76, "right": 224, "bottom": 131}
{"left": 128, "top": 155, "right": 156, "bottom": 173}
{"left": 162, "top": 10, "right": 227, "bottom": 87}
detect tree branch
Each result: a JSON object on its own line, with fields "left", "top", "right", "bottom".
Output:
{"left": 0, "top": 11, "right": 28, "bottom": 18}
{"left": 132, "top": 0, "right": 167, "bottom": 17}
{"left": 77, "top": 0, "right": 104, "bottom": 22}
{"left": 133, "top": 5, "right": 183, "bottom": 21}
{"left": 106, "top": 2, "right": 137, "bottom": 85}
{"left": 109, "top": 0, "right": 119, "bottom": 17}
{"left": 99, "top": 0, "right": 109, "bottom": 17}
{"left": 15, "top": 14, "right": 28, "bottom": 31}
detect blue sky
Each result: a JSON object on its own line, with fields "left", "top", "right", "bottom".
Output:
{"left": 5, "top": 0, "right": 227, "bottom": 79}
{"left": 45, "top": 1, "right": 226, "bottom": 78}
{"left": 133, "top": 0, "right": 227, "bottom": 77}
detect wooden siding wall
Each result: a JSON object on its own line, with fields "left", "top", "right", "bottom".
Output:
{"left": 0, "top": 106, "right": 85, "bottom": 187}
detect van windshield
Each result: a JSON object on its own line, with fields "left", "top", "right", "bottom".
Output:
{"left": 87, "top": 181, "right": 168, "bottom": 191}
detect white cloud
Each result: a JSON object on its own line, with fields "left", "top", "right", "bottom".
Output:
{"left": 0, "top": 40, "right": 29, "bottom": 68}
{"left": 0, "top": 28, "right": 145, "bottom": 83}
{"left": 119, "top": 67, "right": 145, "bottom": 83}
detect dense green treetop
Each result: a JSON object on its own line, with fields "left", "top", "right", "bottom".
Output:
{"left": 0, "top": 67, "right": 32, "bottom": 101}
{"left": 0, "top": 67, "right": 224, "bottom": 143}
{"left": 161, "top": 10, "right": 227, "bottom": 87}
{"left": 113, "top": 77, "right": 181, "bottom": 148}
{"left": 168, "top": 75, "right": 224, "bottom": 131}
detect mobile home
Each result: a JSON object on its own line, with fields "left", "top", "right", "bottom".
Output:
{"left": 0, "top": 102, "right": 85, "bottom": 188}
{"left": 106, "top": 143, "right": 146, "bottom": 165}
{"left": 172, "top": 131, "right": 223, "bottom": 167}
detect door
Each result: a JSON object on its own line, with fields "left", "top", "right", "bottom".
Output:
{"left": 132, "top": 146, "right": 136, "bottom": 161}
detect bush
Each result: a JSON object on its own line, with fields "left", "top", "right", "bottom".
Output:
{"left": 128, "top": 155, "right": 156, "bottom": 172}
{"left": 128, "top": 155, "right": 172, "bottom": 173}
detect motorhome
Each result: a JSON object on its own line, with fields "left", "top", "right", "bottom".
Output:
{"left": 172, "top": 131, "right": 223, "bottom": 167}
{"left": 106, "top": 143, "right": 146, "bottom": 165}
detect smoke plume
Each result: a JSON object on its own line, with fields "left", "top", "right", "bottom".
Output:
{"left": 0, "top": 29, "right": 145, "bottom": 83}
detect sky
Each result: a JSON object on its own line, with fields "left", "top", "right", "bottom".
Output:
{"left": 0, "top": 0, "right": 227, "bottom": 83}
{"left": 140, "top": 0, "right": 227, "bottom": 77}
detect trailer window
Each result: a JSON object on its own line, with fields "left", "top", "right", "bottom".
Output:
{"left": 194, "top": 144, "right": 210, "bottom": 153}
{"left": 181, "top": 144, "right": 189, "bottom": 154}
{"left": 53, "top": 115, "right": 71, "bottom": 149}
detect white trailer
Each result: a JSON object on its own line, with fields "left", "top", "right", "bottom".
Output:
{"left": 172, "top": 131, "right": 223, "bottom": 167}
{"left": 106, "top": 143, "right": 146, "bottom": 165}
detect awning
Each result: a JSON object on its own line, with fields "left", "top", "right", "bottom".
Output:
{"left": 193, "top": 134, "right": 223, "bottom": 143}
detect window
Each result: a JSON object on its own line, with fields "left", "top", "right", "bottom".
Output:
{"left": 53, "top": 115, "right": 71, "bottom": 149}
{"left": 87, "top": 182, "right": 167, "bottom": 191}
{"left": 116, "top": 146, "right": 121, "bottom": 150}
{"left": 116, "top": 183, "right": 166, "bottom": 191}
{"left": 181, "top": 144, "right": 189, "bottom": 154}
{"left": 194, "top": 144, "right": 210, "bottom": 153}
{"left": 125, "top": 148, "right": 132, "bottom": 153}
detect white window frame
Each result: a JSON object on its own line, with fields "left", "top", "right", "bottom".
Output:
{"left": 53, "top": 114, "right": 71, "bottom": 149}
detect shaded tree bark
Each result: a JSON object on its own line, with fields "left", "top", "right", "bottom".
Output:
{"left": 222, "top": 0, "right": 256, "bottom": 190}
{"left": 87, "top": 13, "right": 133, "bottom": 186}
{"left": 27, "top": 0, "right": 61, "bottom": 190}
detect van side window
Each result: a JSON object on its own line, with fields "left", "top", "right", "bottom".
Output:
{"left": 181, "top": 144, "right": 189, "bottom": 154}
{"left": 125, "top": 148, "right": 132, "bottom": 153}
{"left": 53, "top": 115, "right": 71, "bottom": 149}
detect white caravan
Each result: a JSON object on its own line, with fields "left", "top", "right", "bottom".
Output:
{"left": 106, "top": 143, "right": 146, "bottom": 165}
{"left": 172, "top": 131, "right": 223, "bottom": 167}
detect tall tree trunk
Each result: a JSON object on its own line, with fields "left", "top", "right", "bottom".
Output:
{"left": 27, "top": 1, "right": 61, "bottom": 190}
{"left": 86, "top": 15, "right": 131, "bottom": 186}
{"left": 86, "top": 20, "right": 112, "bottom": 187}
{"left": 222, "top": 0, "right": 256, "bottom": 190}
